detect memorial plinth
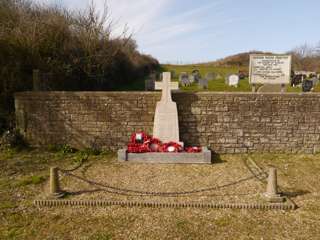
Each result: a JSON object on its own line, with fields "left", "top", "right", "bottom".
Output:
{"left": 118, "top": 147, "right": 211, "bottom": 164}
{"left": 117, "top": 72, "right": 211, "bottom": 164}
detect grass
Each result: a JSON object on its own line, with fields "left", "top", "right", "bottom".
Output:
{"left": 16, "top": 175, "right": 46, "bottom": 187}
{"left": 1, "top": 148, "right": 320, "bottom": 239}
{"left": 162, "top": 64, "right": 320, "bottom": 93}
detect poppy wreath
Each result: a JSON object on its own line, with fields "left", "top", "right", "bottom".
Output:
{"left": 185, "top": 146, "right": 202, "bottom": 153}
{"left": 161, "top": 142, "right": 183, "bottom": 153}
{"left": 127, "top": 132, "right": 201, "bottom": 153}
{"left": 127, "top": 132, "right": 151, "bottom": 153}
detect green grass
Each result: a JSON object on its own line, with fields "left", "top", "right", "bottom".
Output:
{"left": 162, "top": 64, "right": 239, "bottom": 82}
{"left": 162, "top": 64, "right": 320, "bottom": 93}
{"left": 163, "top": 64, "right": 252, "bottom": 92}
{"left": 16, "top": 175, "right": 47, "bottom": 187}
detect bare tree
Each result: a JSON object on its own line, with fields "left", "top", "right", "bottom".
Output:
{"left": 292, "top": 43, "right": 318, "bottom": 58}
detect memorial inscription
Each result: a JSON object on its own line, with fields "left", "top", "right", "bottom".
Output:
{"left": 249, "top": 55, "right": 292, "bottom": 84}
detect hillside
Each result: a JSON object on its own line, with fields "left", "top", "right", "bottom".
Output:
{"left": 204, "top": 51, "right": 320, "bottom": 72}
{"left": 210, "top": 51, "right": 272, "bottom": 67}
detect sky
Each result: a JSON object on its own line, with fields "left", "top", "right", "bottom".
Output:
{"left": 35, "top": 0, "right": 320, "bottom": 64}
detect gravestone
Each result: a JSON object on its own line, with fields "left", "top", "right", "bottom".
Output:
{"left": 153, "top": 72, "right": 182, "bottom": 145}
{"left": 302, "top": 80, "right": 313, "bottom": 92}
{"left": 199, "top": 78, "right": 209, "bottom": 89}
{"left": 191, "top": 70, "right": 201, "bottom": 83}
{"left": 311, "top": 76, "right": 318, "bottom": 86}
{"left": 188, "top": 75, "right": 195, "bottom": 84}
{"left": 145, "top": 73, "right": 156, "bottom": 91}
{"left": 227, "top": 74, "right": 239, "bottom": 87}
{"left": 179, "top": 72, "right": 190, "bottom": 86}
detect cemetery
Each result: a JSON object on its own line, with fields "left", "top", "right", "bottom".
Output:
{"left": 1, "top": 1, "right": 320, "bottom": 239}
{"left": 2, "top": 51, "right": 320, "bottom": 239}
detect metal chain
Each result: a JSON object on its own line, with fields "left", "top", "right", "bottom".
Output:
{"left": 59, "top": 168, "right": 259, "bottom": 197}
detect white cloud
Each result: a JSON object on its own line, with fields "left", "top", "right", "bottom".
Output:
{"left": 31, "top": 0, "right": 238, "bottom": 62}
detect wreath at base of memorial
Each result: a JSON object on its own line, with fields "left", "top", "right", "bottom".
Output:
{"left": 127, "top": 132, "right": 202, "bottom": 153}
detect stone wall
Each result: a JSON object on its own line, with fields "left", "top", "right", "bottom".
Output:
{"left": 15, "top": 92, "right": 320, "bottom": 153}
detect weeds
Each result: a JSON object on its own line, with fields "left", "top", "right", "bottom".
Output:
{"left": 16, "top": 175, "right": 46, "bottom": 187}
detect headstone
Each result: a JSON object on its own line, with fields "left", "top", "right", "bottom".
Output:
{"left": 302, "top": 80, "right": 313, "bottom": 92}
{"left": 171, "top": 70, "right": 177, "bottom": 79}
{"left": 188, "top": 75, "right": 195, "bottom": 84}
{"left": 291, "top": 74, "right": 304, "bottom": 87}
{"left": 191, "top": 70, "right": 201, "bottom": 83}
{"left": 153, "top": 72, "right": 183, "bottom": 145}
{"left": 179, "top": 72, "right": 190, "bottom": 86}
{"left": 227, "top": 74, "right": 239, "bottom": 87}
{"left": 249, "top": 54, "right": 292, "bottom": 85}
{"left": 238, "top": 70, "right": 247, "bottom": 80}
{"left": 205, "top": 72, "right": 216, "bottom": 81}
{"left": 199, "top": 78, "right": 208, "bottom": 89}
{"left": 145, "top": 73, "right": 156, "bottom": 91}
{"left": 311, "top": 76, "right": 318, "bottom": 86}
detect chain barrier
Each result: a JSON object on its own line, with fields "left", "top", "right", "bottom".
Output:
{"left": 59, "top": 167, "right": 262, "bottom": 197}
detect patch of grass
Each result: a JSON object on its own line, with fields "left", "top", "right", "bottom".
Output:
{"left": 313, "top": 84, "right": 320, "bottom": 92}
{"left": 215, "top": 216, "right": 231, "bottom": 227}
{"left": 80, "top": 147, "right": 101, "bottom": 156}
{"left": 58, "top": 145, "right": 77, "bottom": 154}
{"left": 287, "top": 85, "right": 302, "bottom": 92}
{"left": 0, "top": 201, "right": 17, "bottom": 210}
{"left": 16, "top": 175, "right": 46, "bottom": 187}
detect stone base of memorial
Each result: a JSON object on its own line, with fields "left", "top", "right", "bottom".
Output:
{"left": 117, "top": 147, "right": 212, "bottom": 164}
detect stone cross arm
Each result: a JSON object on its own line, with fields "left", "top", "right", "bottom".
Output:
{"left": 155, "top": 81, "right": 179, "bottom": 91}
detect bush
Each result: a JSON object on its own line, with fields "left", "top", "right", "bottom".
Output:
{"left": 0, "top": 0, "right": 159, "bottom": 132}
{"left": 0, "top": 129, "right": 28, "bottom": 150}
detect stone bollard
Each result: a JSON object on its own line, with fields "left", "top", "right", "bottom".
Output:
{"left": 49, "top": 167, "right": 65, "bottom": 199}
{"left": 264, "top": 167, "right": 285, "bottom": 203}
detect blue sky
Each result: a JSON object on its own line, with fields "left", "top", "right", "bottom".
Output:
{"left": 36, "top": 0, "right": 320, "bottom": 63}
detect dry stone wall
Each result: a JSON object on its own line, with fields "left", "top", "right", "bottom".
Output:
{"left": 15, "top": 92, "right": 320, "bottom": 153}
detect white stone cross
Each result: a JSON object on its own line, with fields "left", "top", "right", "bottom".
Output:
{"left": 153, "top": 72, "right": 183, "bottom": 145}
{"left": 155, "top": 74, "right": 179, "bottom": 92}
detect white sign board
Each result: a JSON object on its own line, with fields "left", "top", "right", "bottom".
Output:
{"left": 249, "top": 55, "right": 292, "bottom": 84}
{"left": 228, "top": 74, "right": 239, "bottom": 86}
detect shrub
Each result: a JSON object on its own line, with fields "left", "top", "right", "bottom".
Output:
{"left": 0, "top": 129, "right": 28, "bottom": 150}
{"left": 0, "top": 0, "right": 159, "bottom": 132}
